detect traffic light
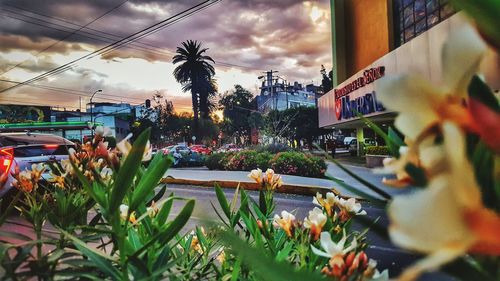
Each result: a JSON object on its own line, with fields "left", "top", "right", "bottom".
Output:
{"left": 145, "top": 99, "right": 151, "bottom": 108}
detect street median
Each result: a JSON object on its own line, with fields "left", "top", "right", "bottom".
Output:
{"left": 160, "top": 177, "right": 348, "bottom": 198}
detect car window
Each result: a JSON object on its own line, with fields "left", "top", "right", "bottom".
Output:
{"left": 14, "top": 145, "right": 75, "bottom": 157}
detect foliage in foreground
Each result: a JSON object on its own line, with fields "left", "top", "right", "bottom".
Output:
{"left": 0, "top": 128, "right": 387, "bottom": 280}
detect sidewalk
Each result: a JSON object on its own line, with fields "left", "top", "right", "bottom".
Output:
{"left": 163, "top": 162, "right": 404, "bottom": 200}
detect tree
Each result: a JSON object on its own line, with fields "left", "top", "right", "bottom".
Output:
{"left": 219, "top": 85, "right": 261, "bottom": 144}
{"left": 321, "top": 65, "right": 333, "bottom": 93}
{"left": 262, "top": 106, "right": 332, "bottom": 148}
{"left": 172, "top": 40, "right": 216, "bottom": 137}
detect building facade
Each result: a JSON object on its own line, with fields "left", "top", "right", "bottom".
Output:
{"left": 319, "top": 0, "right": 500, "bottom": 148}
{"left": 257, "top": 71, "right": 322, "bottom": 113}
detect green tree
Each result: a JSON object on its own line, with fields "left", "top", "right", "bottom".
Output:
{"left": 320, "top": 65, "right": 333, "bottom": 93}
{"left": 219, "top": 85, "right": 261, "bottom": 144}
{"left": 173, "top": 40, "right": 216, "bottom": 137}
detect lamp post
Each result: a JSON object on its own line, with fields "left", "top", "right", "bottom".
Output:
{"left": 90, "top": 89, "right": 102, "bottom": 138}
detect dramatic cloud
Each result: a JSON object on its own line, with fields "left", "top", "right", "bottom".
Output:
{"left": 0, "top": 0, "right": 332, "bottom": 112}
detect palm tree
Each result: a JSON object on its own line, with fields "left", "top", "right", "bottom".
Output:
{"left": 183, "top": 77, "right": 218, "bottom": 119}
{"left": 172, "top": 40, "right": 215, "bottom": 133}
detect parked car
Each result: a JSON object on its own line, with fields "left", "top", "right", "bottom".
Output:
{"left": 189, "top": 144, "right": 212, "bottom": 155}
{"left": 343, "top": 137, "right": 357, "bottom": 148}
{"left": 0, "top": 133, "right": 75, "bottom": 198}
{"left": 217, "top": 144, "right": 241, "bottom": 153}
{"left": 163, "top": 144, "right": 191, "bottom": 155}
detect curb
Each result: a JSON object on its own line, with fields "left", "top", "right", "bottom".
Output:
{"left": 161, "top": 177, "right": 344, "bottom": 198}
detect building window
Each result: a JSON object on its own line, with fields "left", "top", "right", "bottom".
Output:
{"left": 394, "top": 0, "right": 456, "bottom": 47}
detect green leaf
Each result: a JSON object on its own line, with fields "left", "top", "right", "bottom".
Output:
{"left": 231, "top": 256, "right": 242, "bottom": 281}
{"left": 472, "top": 141, "right": 498, "bottom": 210}
{"left": 156, "top": 194, "right": 174, "bottom": 226}
{"left": 451, "top": 0, "right": 500, "bottom": 52}
{"left": 354, "top": 112, "right": 401, "bottom": 157}
{"left": 59, "top": 228, "right": 120, "bottom": 280}
{"left": 109, "top": 128, "right": 151, "bottom": 213}
{"left": 214, "top": 183, "right": 231, "bottom": 220}
{"left": 328, "top": 157, "right": 392, "bottom": 200}
{"left": 158, "top": 199, "right": 195, "bottom": 245}
{"left": 442, "top": 256, "right": 496, "bottom": 281}
{"left": 148, "top": 184, "right": 167, "bottom": 206}
{"left": 132, "top": 200, "right": 194, "bottom": 258}
{"left": 130, "top": 153, "right": 172, "bottom": 211}
{"left": 220, "top": 230, "right": 325, "bottom": 281}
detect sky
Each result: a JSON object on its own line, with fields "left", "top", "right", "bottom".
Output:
{"left": 0, "top": 0, "right": 332, "bottom": 113}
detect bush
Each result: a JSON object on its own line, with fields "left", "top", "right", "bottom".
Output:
{"left": 226, "top": 151, "right": 272, "bottom": 171}
{"left": 365, "top": 146, "right": 389, "bottom": 155}
{"left": 205, "top": 152, "right": 229, "bottom": 170}
{"left": 269, "top": 151, "right": 326, "bottom": 178}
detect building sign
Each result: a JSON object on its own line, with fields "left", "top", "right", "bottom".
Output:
{"left": 334, "top": 66, "right": 386, "bottom": 121}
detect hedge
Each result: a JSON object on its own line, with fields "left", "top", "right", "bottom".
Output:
{"left": 365, "top": 146, "right": 390, "bottom": 155}
{"left": 205, "top": 150, "right": 326, "bottom": 178}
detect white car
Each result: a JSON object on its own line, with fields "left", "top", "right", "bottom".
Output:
{"left": 0, "top": 133, "right": 75, "bottom": 199}
{"left": 343, "top": 137, "right": 357, "bottom": 147}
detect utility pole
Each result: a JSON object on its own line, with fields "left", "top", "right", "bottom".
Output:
{"left": 262, "top": 70, "right": 279, "bottom": 111}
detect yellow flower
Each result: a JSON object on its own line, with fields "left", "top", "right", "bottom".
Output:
{"left": 388, "top": 122, "right": 500, "bottom": 281}
{"left": 304, "top": 207, "right": 327, "bottom": 240}
{"left": 49, "top": 174, "right": 66, "bottom": 189}
{"left": 273, "top": 210, "right": 296, "bottom": 237}
{"left": 247, "top": 168, "right": 263, "bottom": 184}
{"left": 264, "top": 168, "right": 283, "bottom": 189}
{"left": 312, "top": 192, "right": 338, "bottom": 217}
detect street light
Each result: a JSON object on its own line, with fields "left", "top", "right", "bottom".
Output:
{"left": 90, "top": 89, "right": 102, "bottom": 137}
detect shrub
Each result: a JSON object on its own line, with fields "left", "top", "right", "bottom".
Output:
{"left": 226, "top": 150, "right": 259, "bottom": 171}
{"left": 365, "top": 146, "right": 389, "bottom": 155}
{"left": 205, "top": 152, "right": 228, "bottom": 170}
{"left": 269, "top": 151, "right": 326, "bottom": 178}
{"left": 225, "top": 151, "right": 272, "bottom": 171}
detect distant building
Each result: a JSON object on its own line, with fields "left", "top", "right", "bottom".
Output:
{"left": 256, "top": 71, "right": 322, "bottom": 113}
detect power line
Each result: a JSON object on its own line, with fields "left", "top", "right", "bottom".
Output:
{"left": 0, "top": 79, "right": 145, "bottom": 103}
{"left": 0, "top": 0, "right": 129, "bottom": 76}
{"left": 0, "top": 0, "right": 221, "bottom": 94}
{"left": 0, "top": 98, "right": 80, "bottom": 109}
{"left": 0, "top": 1, "right": 259, "bottom": 73}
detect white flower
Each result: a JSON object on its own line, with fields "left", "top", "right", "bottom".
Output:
{"left": 247, "top": 168, "right": 263, "bottom": 184}
{"left": 304, "top": 207, "right": 327, "bottom": 240}
{"left": 375, "top": 24, "right": 486, "bottom": 141}
{"left": 337, "top": 198, "right": 367, "bottom": 216}
{"left": 119, "top": 204, "right": 129, "bottom": 221}
{"left": 388, "top": 122, "right": 500, "bottom": 281}
{"left": 313, "top": 192, "right": 339, "bottom": 216}
{"left": 100, "top": 167, "right": 113, "bottom": 179}
{"left": 311, "top": 231, "right": 357, "bottom": 259}
{"left": 116, "top": 133, "right": 152, "bottom": 162}
{"left": 273, "top": 210, "right": 296, "bottom": 237}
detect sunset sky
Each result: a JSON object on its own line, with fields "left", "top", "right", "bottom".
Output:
{"left": 0, "top": 0, "right": 332, "bottom": 113}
